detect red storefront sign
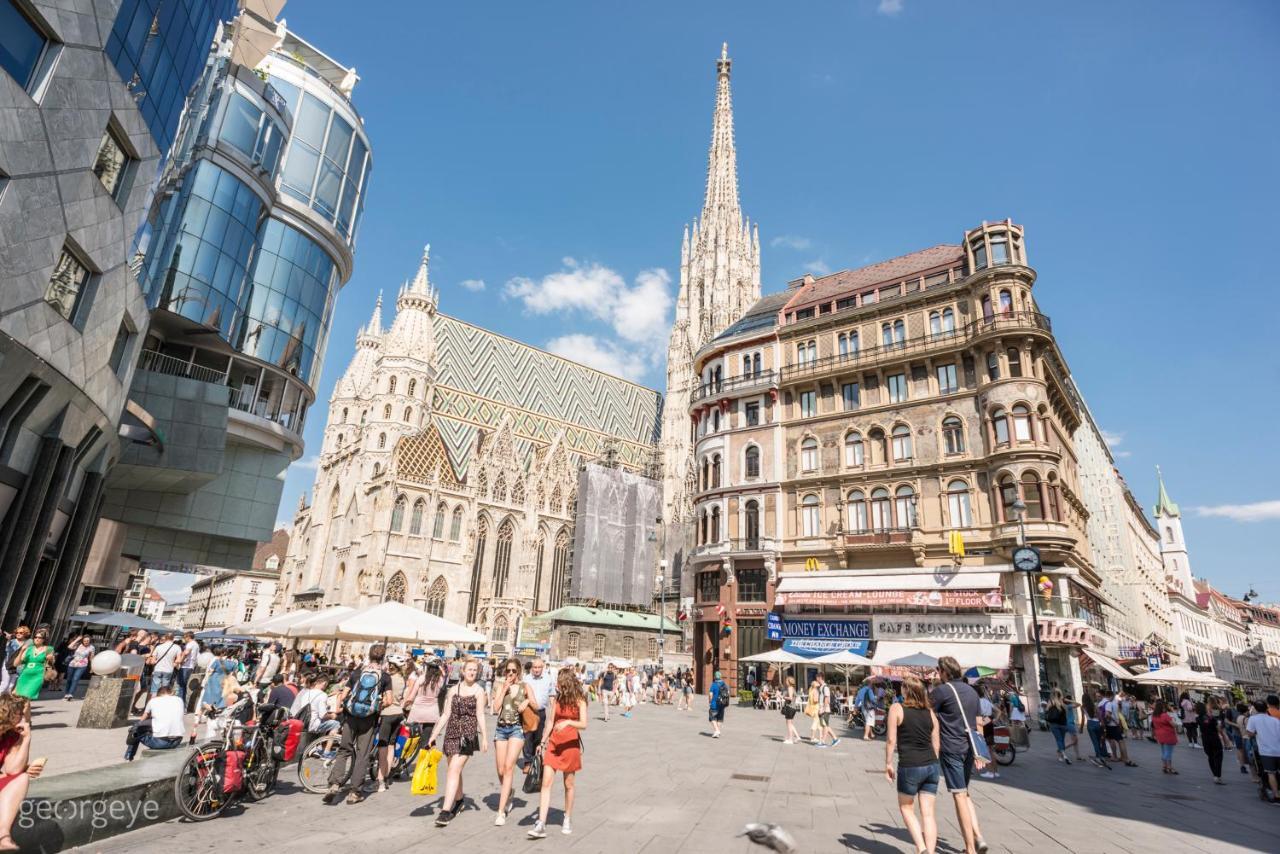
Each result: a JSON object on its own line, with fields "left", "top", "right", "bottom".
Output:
{"left": 777, "top": 588, "right": 1003, "bottom": 608}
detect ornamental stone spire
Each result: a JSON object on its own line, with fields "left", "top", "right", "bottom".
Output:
{"left": 660, "top": 43, "right": 762, "bottom": 573}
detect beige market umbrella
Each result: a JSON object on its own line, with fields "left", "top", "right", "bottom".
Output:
{"left": 293, "top": 600, "right": 486, "bottom": 645}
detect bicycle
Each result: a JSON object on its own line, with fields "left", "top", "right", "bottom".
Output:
{"left": 992, "top": 723, "right": 1017, "bottom": 766}
{"left": 297, "top": 720, "right": 421, "bottom": 794}
{"left": 174, "top": 700, "right": 287, "bottom": 821}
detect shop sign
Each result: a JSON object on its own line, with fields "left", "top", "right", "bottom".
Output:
{"left": 872, "top": 615, "right": 1016, "bottom": 642}
{"left": 779, "top": 618, "right": 871, "bottom": 657}
{"left": 784, "top": 638, "right": 871, "bottom": 657}
{"left": 766, "top": 612, "right": 782, "bottom": 641}
{"left": 1037, "top": 618, "right": 1094, "bottom": 647}
{"left": 736, "top": 606, "right": 768, "bottom": 617}
{"left": 778, "top": 588, "right": 1003, "bottom": 608}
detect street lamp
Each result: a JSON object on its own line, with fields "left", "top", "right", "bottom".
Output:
{"left": 653, "top": 516, "right": 667, "bottom": 672}
{"left": 1010, "top": 497, "right": 1050, "bottom": 705}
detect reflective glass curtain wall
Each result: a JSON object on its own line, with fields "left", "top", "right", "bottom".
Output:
{"left": 106, "top": 0, "right": 238, "bottom": 154}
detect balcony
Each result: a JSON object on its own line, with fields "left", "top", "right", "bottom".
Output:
{"left": 778, "top": 311, "right": 1052, "bottom": 384}
{"left": 841, "top": 527, "right": 914, "bottom": 547}
{"left": 690, "top": 369, "right": 778, "bottom": 406}
{"left": 138, "top": 349, "right": 228, "bottom": 385}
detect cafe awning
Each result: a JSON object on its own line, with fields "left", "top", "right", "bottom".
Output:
{"left": 1081, "top": 649, "right": 1138, "bottom": 681}
{"left": 872, "top": 640, "right": 1012, "bottom": 671}
{"left": 777, "top": 570, "right": 1003, "bottom": 593}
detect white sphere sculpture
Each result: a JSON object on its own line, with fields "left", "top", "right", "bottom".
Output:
{"left": 197, "top": 651, "right": 215, "bottom": 670}
{"left": 90, "top": 650, "right": 122, "bottom": 676}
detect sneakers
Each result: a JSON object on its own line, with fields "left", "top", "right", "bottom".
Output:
{"left": 782, "top": 739, "right": 793, "bottom": 744}
{"left": 377, "top": 780, "right": 388, "bottom": 793}
{"left": 979, "top": 771, "right": 997, "bottom": 780}
{"left": 815, "top": 742, "right": 829, "bottom": 749}
{"left": 976, "top": 839, "right": 990, "bottom": 854}
{"left": 831, "top": 738, "right": 841, "bottom": 747}
{"left": 495, "top": 812, "right": 506, "bottom": 826}
{"left": 435, "top": 809, "right": 454, "bottom": 827}
{"left": 346, "top": 790, "right": 365, "bottom": 804}
{"left": 712, "top": 731, "right": 720, "bottom": 738}
{"left": 527, "top": 821, "right": 546, "bottom": 839}
{"left": 562, "top": 819, "right": 573, "bottom": 835}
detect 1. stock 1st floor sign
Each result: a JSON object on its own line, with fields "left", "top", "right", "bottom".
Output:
{"left": 771, "top": 616, "right": 871, "bottom": 657}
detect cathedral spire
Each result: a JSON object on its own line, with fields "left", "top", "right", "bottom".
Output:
{"left": 409, "top": 244, "right": 431, "bottom": 295}
{"left": 1154, "top": 465, "right": 1181, "bottom": 518}
{"left": 363, "top": 291, "right": 383, "bottom": 337}
{"left": 703, "top": 42, "right": 740, "bottom": 221}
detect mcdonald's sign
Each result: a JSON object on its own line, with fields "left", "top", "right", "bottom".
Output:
{"left": 804, "top": 557, "right": 821, "bottom": 572}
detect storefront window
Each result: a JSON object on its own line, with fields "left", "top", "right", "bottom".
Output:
{"left": 738, "top": 569, "right": 767, "bottom": 602}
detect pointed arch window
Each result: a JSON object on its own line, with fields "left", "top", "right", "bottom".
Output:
{"left": 388, "top": 376, "right": 397, "bottom": 394}
{"left": 449, "top": 506, "right": 463, "bottom": 540}
{"left": 467, "top": 516, "right": 489, "bottom": 623}
{"left": 870, "top": 488, "right": 892, "bottom": 532}
{"left": 493, "top": 615, "right": 509, "bottom": 642}
{"left": 532, "top": 531, "right": 547, "bottom": 608}
{"left": 847, "top": 489, "right": 869, "bottom": 533}
{"left": 493, "top": 517, "right": 515, "bottom": 597}
{"left": 378, "top": 432, "right": 387, "bottom": 449}
{"left": 550, "top": 529, "right": 571, "bottom": 610}
{"left": 947, "top": 479, "right": 973, "bottom": 527}
{"left": 942, "top": 416, "right": 965, "bottom": 455}
{"left": 801, "top": 437, "right": 818, "bottom": 472}
{"left": 433, "top": 502, "right": 447, "bottom": 539}
{"left": 390, "top": 494, "right": 407, "bottom": 532}
{"left": 801, "top": 493, "right": 821, "bottom": 537}
{"left": 426, "top": 576, "right": 448, "bottom": 617}
{"left": 386, "top": 571, "right": 407, "bottom": 603}
{"left": 744, "top": 445, "right": 760, "bottom": 478}
{"left": 845, "top": 431, "right": 864, "bottom": 467}
{"left": 494, "top": 473, "right": 507, "bottom": 502}
{"left": 409, "top": 499, "right": 425, "bottom": 535}
{"left": 342, "top": 407, "right": 348, "bottom": 422}
{"left": 329, "top": 486, "right": 341, "bottom": 517}
{"left": 512, "top": 479, "right": 525, "bottom": 503}
{"left": 383, "top": 404, "right": 392, "bottom": 419}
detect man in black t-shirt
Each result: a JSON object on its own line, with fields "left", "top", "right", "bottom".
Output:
{"left": 324, "top": 643, "right": 392, "bottom": 805}
{"left": 266, "top": 673, "right": 296, "bottom": 708}
{"left": 928, "top": 656, "right": 989, "bottom": 854}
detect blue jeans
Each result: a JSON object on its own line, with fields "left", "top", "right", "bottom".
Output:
{"left": 151, "top": 671, "right": 175, "bottom": 695}
{"left": 939, "top": 749, "right": 974, "bottom": 793}
{"left": 1050, "top": 724, "right": 1069, "bottom": 752}
{"left": 1160, "top": 743, "right": 1175, "bottom": 762}
{"left": 65, "top": 666, "right": 88, "bottom": 698}
{"left": 1087, "top": 720, "right": 1108, "bottom": 760}
{"left": 177, "top": 668, "right": 193, "bottom": 700}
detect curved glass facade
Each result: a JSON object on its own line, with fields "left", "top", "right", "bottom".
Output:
{"left": 218, "top": 90, "right": 286, "bottom": 179}
{"left": 269, "top": 75, "right": 371, "bottom": 243}
{"left": 141, "top": 160, "right": 262, "bottom": 342}
{"left": 237, "top": 219, "right": 336, "bottom": 383}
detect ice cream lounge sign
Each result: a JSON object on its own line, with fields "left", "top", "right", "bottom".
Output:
{"left": 779, "top": 618, "right": 871, "bottom": 657}
{"left": 872, "top": 615, "right": 1017, "bottom": 642}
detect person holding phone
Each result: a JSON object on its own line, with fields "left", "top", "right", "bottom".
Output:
{"left": 0, "top": 694, "right": 46, "bottom": 851}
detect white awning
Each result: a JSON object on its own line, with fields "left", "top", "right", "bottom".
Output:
{"left": 1081, "top": 649, "right": 1136, "bottom": 681}
{"left": 872, "top": 640, "right": 1012, "bottom": 671}
{"left": 777, "top": 571, "right": 1003, "bottom": 593}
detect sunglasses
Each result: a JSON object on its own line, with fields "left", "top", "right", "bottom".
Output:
{"left": 505, "top": 668, "right": 520, "bottom": 674}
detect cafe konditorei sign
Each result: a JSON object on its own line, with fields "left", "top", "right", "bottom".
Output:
{"left": 871, "top": 614, "right": 1016, "bottom": 642}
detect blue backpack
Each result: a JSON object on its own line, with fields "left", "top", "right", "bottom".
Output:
{"left": 346, "top": 668, "right": 383, "bottom": 718}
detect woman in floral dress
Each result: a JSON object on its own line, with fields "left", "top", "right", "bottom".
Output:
{"left": 428, "top": 658, "right": 487, "bottom": 827}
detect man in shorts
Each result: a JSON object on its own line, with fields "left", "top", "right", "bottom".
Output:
{"left": 929, "top": 656, "right": 990, "bottom": 854}
{"left": 814, "top": 672, "right": 840, "bottom": 748}
{"left": 708, "top": 670, "right": 728, "bottom": 738}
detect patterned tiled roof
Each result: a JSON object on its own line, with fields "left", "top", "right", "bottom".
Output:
{"left": 786, "top": 244, "right": 964, "bottom": 311}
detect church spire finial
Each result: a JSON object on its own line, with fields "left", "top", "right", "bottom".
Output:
{"left": 704, "top": 42, "right": 739, "bottom": 218}
{"left": 409, "top": 244, "right": 431, "bottom": 294}
{"left": 363, "top": 291, "right": 383, "bottom": 337}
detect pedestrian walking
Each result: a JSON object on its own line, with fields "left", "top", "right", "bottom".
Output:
{"left": 1080, "top": 690, "right": 1111, "bottom": 769}
{"left": 1151, "top": 699, "right": 1179, "bottom": 774}
{"left": 199, "top": 647, "right": 236, "bottom": 714}
{"left": 491, "top": 657, "right": 534, "bottom": 824}
{"left": 1099, "top": 689, "right": 1136, "bottom": 767}
{"left": 598, "top": 664, "right": 616, "bottom": 721}
{"left": 975, "top": 685, "right": 999, "bottom": 780}
{"left": 404, "top": 657, "right": 446, "bottom": 744}
{"left": 374, "top": 654, "right": 408, "bottom": 792}
{"left": 1179, "top": 692, "right": 1199, "bottom": 747}
{"left": 324, "top": 643, "right": 393, "bottom": 805}
{"left": 1063, "top": 695, "right": 1083, "bottom": 760}
{"left": 855, "top": 679, "right": 879, "bottom": 740}
{"left": 0, "top": 694, "right": 45, "bottom": 851}
{"left": 885, "top": 676, "right": 941, "bottom": 854}
{"left": 708, "top": 670, "right": 728, "bottom": 738}
{"left": 781, "top": 676, "right": 801, "bottom": 744}
{"left": 148, "top": 633, "right": 183, "bottom": 695}
{"left": 1045, "top": 690, "right": 1071, "bottom": 764}
{"left": 528, "top": 667, "right": 587, "bottom": 838}
{"left": 814, "top": 672, "right": 839, "bottom": 748}
{"left": 521, "top": 658, "right": 555, "bottom": 768}
{"left": 1196, "top": 699, "right": 1228, "bottom": 785}
{"left": 63, "top": 636, "right": 94, "bottom": 701}
{"left": 1245, "top": 694, "right": 1280, "bottom": 801}
{"left": 10, "top": 629, "right": 51, "bottom": 702}
{"left": 1222, "top": 701, "right": 1253, "bottom": 776}
{"left": 429, "top": 657, "right": 488, "bottom": 826}
{"left": 929, "top": 656, "right": 989, "bottom": 854}
{"left": 254, "top": 642, "right": 282, "bottom": 701}
{"left": 178, "top": 633, "right": 200, "bottom": 704}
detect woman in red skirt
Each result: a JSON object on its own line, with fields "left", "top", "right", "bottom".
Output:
{"left": 528, "top": 668, "right": 587, "bottom": 838}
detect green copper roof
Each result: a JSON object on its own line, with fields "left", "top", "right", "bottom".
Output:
{"left": 541, "top": 605, "right": 679, "bottom": 633}
{"left": 1153, "top": 466, "right": 1180, "bottom": 518}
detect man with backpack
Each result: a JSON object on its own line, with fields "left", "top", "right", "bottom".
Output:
{"left": 324, "top": 644, "right": 393, "bottom": 804}
{"left": 708, "top": 670, "right": 729, "bottom": 738}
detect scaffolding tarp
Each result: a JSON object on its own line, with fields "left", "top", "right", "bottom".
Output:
{"left": 570, "top": 463, "right": 660, "bottom": 607}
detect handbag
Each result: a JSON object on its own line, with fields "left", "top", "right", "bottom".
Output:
{"left": 411, "top": 747, "right": 442, "bottom": 795}
{"left": 459, "top": 734, "right": 480, "bottom": 754}
{"left": 523, "top": 752, "right": 544, "bottom": 793}
{"left": 521, "top": 704, "right": 540, "bottom": 733}
{"left": 947, "top": 683, "right": 991, "bottom": 769}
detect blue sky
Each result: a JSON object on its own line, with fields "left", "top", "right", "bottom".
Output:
{"left": 165, "top": 1, "right": 1280, "bottom": 602}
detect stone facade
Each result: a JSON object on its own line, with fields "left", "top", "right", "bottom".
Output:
{"left": 274, "top": 250, "right": 662, "bottom": 653}
{"left": 184, "top": 568, "right": 277, "bottom": 631}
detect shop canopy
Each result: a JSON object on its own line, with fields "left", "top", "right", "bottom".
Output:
{"left": 776, "top": 571, "right": 1004, "bottom": 608}
{"left": 1081, "top": 649, "right": 1138, "bottom": 682}
{"left": 1130, "top": 664, "right": 1231, "bottom": 689}
{"left": 740, "top": 649, "right": 811, "bottom": 664}
{"left": 872, "top": 641, "right": 1011, "bottom": 672}
{"left": 810, "top": 650, "right": 875, "bottom": 667}
{"left": 291, "top": 601, "right": 487, "bottom": 645}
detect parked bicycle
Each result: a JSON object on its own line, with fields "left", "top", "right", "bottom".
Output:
{"left": 174, "top": 700, "right": 287, "bottom": 821}
{"left": 992, "top": 722, "right": 1017, "bottom": 766}
{"left": 297, "top": 721, "right": 421, "bottom": 794}
{"left": 850, "top": 706, "right": 887, "bottom": 737}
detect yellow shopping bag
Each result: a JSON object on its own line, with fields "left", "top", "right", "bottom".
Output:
{"left": 411, "top": 748, "right": 443, "bottom": 796}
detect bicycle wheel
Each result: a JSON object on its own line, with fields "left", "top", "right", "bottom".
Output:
{"left": 244, "top": 737, "right": 280, "bottom": 801}
{"left": 174, "top": 745, "right": 231, "bottom": 821}
{"left": 297, "top": 734, "right": 340, "bottom": 794}
{"left": 994, "top": 743, "right": 1017, "bottom": 766}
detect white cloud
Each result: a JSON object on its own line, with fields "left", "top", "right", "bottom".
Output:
{"left": 546, "top": 334, "right": 645, "bottom": 382}
{"left": 1194, "top": 501, "right": 1280, "bottom": 523}
{"left": 459, "top": 278, "right": 486, "bottom": 292}
{"left": 293, "top": 455, "right": 320, "bottom": 472}
{"left": 505, "top": 259, "right": 673, "bottom": 378}
{"left": 803, "top": 259, "right": 832, "bottom": 276}
{"left": 771, "top": 235, "right": 813, "bottom": 250}
{"left": 1100, "top": 429, "right": 1124, "bottom": 447}
{"left": 878, "top": 0, "right": 905, "bottom": 16}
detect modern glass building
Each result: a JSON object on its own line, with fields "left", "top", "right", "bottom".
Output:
{"left": 88, "top": 22, "right": 371, "bottom": 573}
{"left": 0, "top": 0, "right": 230, "bottom": 629}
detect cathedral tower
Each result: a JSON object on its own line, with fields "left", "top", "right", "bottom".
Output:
{"left": 661, "top": 44, "right": 761, "bottom": 570}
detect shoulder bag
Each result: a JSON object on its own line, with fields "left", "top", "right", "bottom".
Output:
{"left": 519, "top": 686, "right": 541, "bottom": 732}
{"left": 947, "top": 683, "right": 991, "bottom": 769}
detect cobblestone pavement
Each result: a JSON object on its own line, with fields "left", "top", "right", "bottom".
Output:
{"left": 76, "top": 700, "right": 1274, "bottom": 853}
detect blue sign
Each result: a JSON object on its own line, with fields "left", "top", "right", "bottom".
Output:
{"left": 1147, "top": 656, "right": 1161, "bottom": 672}
{"left": 766, "top": 612, "right": 782, "bottom": 641}
{"left": 780, "top": 619, "right": 871, "bottom": 658}
{"left": 784, "top": 638, "right": 871, "bottom": 658}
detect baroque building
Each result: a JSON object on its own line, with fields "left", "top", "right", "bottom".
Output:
{"left": 274, "top": 249, "right": 662, "bottom": 652}
{"left": 661, "top": 44, "right": 760, "bottom": 592}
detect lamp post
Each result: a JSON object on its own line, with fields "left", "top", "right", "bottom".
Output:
{"left": 654, "top": 516, "right": 667, "bottom": 672}
{"left": 1011, "top": 497, "right": 1050, "bottom": 704}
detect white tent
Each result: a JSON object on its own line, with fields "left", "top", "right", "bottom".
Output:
{"left": 740, "top": 649, "right": 811, "bottom": 664}
{"left": 1131, "top": 664, "right": 1231, "bottom": 689}
{"left": 887, "top": 651, "right": 940, "bottom": 668}
{"left": 231, "top": 609, "right": 321, "bottom": 638}
{"left": 279, "top": 606, "right": 357, "bottom": 638}
{"left": 810, "top": 650, "right": 875, "bottom": 667}
{"left": 292, "top": 601, "right": 486, "bottom": 645}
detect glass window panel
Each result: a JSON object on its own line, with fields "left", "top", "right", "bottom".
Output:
{"left": 313, "top": 158, "right": 342, "bottom": 217}
{"left": 220, "top": 92, "right": 261, "bottom": 155}
{"left": 324, "top": 113, "right": 353, "bottom": 167}
{"left": 44, "top": 249, "right": 90, "bottom": 320}
{"left": 266, "top": 76, "right": 300, "bottom": 113}
{"left": 337, "top": 176, "right": 358, "bottom": 234}
{"left": 281, "top": 142, "right": 320, "bottom": 196}
{"left": 0, "top": 0, "right": 48, "bottom": 90}
{"left": 192, "top": 240, "right": 219, "bottom": 283}
{"left": 295, "top": 93, "right": 331, "bottom": 148}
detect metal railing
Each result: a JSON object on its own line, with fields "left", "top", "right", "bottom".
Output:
{"left": 779, "top": 311, "right": 1052, "bottom": 383}
{"left": 690, "top": 369, "right": 778, "bottom": 405}
{"left": 137, "top": 349, "right": 228, "bottom": 385}
{"left": 841, "top": 527, "right": 915, "bottom": 546}
{"left": 227, "top": 386, "right": 298, "bottom": 432}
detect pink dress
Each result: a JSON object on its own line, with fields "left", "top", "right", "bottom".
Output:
{"left": 0, "top": 731, "right": 22, "bottom": 792}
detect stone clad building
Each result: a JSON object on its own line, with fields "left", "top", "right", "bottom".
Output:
{"left": 274, "top": 249, "right": 662, "bottom": 653}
